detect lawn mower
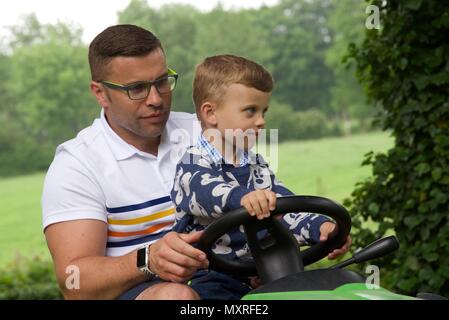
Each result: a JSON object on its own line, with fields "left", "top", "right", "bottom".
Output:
{"left": 197, "top": 195, "right": 447, "bottom": 300}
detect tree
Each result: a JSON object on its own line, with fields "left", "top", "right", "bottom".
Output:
{"left": 0, "top": 52, "right": 23, "bottom": 176}
{"left": 255, "top": 0, "right": 335, "bottom": 113}
{"left": 346, "top": 0, "right": 449, "bottom": 296}
{"left": 0, "top": 15, "right": 96, "bottom": 175}
{"left": 7, "top": 13, "right": 83, "bottom": 49}
{"left": 325, "top": 0, "right": 373, "bottom": 127}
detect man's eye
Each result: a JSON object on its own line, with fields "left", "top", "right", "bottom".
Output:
{"left": 156, "top": 78, "right": 170, "bottom": 90}
{"left": 129, "top": 83, "right": 147, "bottom": 94}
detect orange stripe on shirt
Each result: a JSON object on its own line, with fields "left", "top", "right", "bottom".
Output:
{"left": 108, "top": 221, "right": 173, "bottom": 237}
{"left": 108, "top": 208, "right": 175, "bottom": 226}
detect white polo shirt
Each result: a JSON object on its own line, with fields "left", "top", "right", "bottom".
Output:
{"left": 42, "top": 110, "right": 201, "bottom": 256}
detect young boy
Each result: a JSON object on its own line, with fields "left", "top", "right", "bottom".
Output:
{"left": 170, "top": 55, "right": 350, "bottom": 297}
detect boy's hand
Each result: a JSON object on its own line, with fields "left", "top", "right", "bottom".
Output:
{"left": 319, "top": 222, "right": 352, "bottom": 260}
{"left": 241, "top": 190, "right": 277, "bottom": 220}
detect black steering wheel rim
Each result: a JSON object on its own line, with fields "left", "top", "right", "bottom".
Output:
{"left": 197, "top": 195, "right": 351, "bottom": 278}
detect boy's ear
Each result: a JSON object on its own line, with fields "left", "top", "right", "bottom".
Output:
{"left": 90, "top": 81, "right": 110, "bottom": 109}
{"left": 200, "top": 102, "right": 218, "bottom": 127}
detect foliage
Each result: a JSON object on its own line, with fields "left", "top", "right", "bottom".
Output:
{"left": 0, "top": 255, "right": 62, "bottom": 300}
{"left": 325, "top": 0, "right": 374, "bottom": 122}
{"left": 265, "top": 101, "right": 344, "bottom": 141}
{"left": 255, "top": 0, "right": 335, "bottom": 113}
{"left": 345, "top": 0, "right": 449, "bottom": 296}
{"left": 0, "top": 15, "right": 98, "bottom": 176}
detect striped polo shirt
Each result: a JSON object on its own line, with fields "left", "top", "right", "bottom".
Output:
{"left": 42, "top": 109, "right": 201, "bottom": 256}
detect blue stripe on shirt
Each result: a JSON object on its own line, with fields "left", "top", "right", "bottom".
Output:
{"left": 106, "top": 196, "right": 172, "bottom": 213}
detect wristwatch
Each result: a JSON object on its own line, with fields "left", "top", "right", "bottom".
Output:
{"left": 136, "top": 244, "right": 157, "bottom": 279}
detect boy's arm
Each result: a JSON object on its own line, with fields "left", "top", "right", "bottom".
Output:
{"left": 171, "top": 162, "right": 252, "bottom": 218}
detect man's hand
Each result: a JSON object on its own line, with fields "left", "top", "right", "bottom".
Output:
{"left": 319, "top": 222, "right": 352, "bottom": 260}
{"left": 149, "top": 231, "right": 209, "bottom": 283}
{"left": 241, "top": 190, "right": 277, "bottom": 220}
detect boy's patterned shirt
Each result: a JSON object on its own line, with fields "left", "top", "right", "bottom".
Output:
{"left": 170, "top": 135, "right": 329, "bottom": 259}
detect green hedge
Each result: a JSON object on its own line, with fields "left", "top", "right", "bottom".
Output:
{"left": 345, "top": 0, "right": 449, "bottom": 297}
{"left": 265, "top": 101, "right": 351, "bottom": 142}
{"left": 0, "top": 255, "right": 62, "bottom": 300}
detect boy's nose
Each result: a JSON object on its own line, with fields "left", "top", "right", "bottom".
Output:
{"left": 255, "top": 115, "right": 265, "bottom": 128}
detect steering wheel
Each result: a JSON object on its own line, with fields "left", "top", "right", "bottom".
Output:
{"left": 197, "top": 195, "right": 351, "bottom": 284}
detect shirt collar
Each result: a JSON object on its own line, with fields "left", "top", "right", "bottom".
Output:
{"left": 100, "top": 109, "right": 175, "bottom": 161}
{"left": 197, "top": 134, "right": 249, "bottom": 167}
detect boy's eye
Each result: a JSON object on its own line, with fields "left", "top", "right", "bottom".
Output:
{"left": 245, "top": 107, "right": 257, "bottom": 115}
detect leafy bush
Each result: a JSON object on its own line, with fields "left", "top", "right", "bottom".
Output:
{"left": 291, "top": 110, "right": 331, "bottom": 140}
{"left": 0, "top": 255, "right": 62, "bottom": 300}
{"left": 266, "top": 101, "right": 345, "bottom": 142}
{"left": 265, "top": 101, "right": 297, "bottom": 141}
{"left": 345, "top": 0, "right": 449, "bottom": 297}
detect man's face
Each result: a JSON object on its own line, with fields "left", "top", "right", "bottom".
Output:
{"left": 214, "top": 83, "right": 270, "bottom": 150}
{"left": 95, "top": 48, "right": 172, "bottom": 146}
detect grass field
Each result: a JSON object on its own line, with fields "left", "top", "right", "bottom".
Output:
{"left": 0, "top": 131, "right": 394, "bottom": 267}
{"left": 0, "top": 172, "right": 50, "bottom": 267}
{"left": 275, "top": 131, "right": 394, "bottom": 200}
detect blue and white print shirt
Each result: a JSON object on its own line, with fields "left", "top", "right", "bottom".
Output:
{"left": 170, "top": 135, "right": 329, "bottom": 259}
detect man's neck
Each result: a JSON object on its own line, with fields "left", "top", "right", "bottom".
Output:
{"left": 118, "top": 130, "right": 161, "bottom": 156}
{"left": 133, "top": 136, "right": 161, "bottom": 156}
{"left": 105, "top": 115, "right": 161, "bottom": 156}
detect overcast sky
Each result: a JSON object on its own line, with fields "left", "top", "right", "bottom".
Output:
{"left": 0, "top": 0, "right": 279, "bottom": 43}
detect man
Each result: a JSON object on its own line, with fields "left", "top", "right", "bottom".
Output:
{"left": 42, "top": 24, "right": 350, "bottom": 300}
{"left": 42, "top": 25, "right": 207, "bottom": 300}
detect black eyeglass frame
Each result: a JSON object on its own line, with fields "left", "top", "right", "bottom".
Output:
{"left": 98, "top": 68, "right": 178, "bottom": 100}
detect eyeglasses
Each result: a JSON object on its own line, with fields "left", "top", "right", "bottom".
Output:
{"left": 99, "top": 68, "right": 178, "bottom": 100}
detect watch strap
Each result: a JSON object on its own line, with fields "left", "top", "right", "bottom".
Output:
{"left": 137, "top": 245, "right": 157, "bottom": 279}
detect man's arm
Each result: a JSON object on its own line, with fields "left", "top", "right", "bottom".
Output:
{"left": 45, "top": 219, "right": 145, "bottom": 299}
{"left": 45, "top": 219, "right": 208, "bottom": 299}
{"left": 43, "top": 151, "right": 208, "bottom": 299}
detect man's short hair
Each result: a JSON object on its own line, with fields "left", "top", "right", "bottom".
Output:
{"left": 88, "top": 24, "right": 164, "bottom": 81}
{"left": 193, "top": 54, "right": 274, "bottom": 113}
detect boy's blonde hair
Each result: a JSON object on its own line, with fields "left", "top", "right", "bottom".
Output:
{"left": 193, "top": 54, "right": 273, "bottom": 114}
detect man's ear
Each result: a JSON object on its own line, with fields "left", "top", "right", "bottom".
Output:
{"left": 90, "top": 81, "right": 109, "bottom": 109}
{"left": 199, "top": 102, "right": 218, "bottom": 127}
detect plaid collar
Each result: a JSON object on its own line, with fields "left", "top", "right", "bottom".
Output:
{"left": 197, "top": 134, "right": 249, "bottom": 167}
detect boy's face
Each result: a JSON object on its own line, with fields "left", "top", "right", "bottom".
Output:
{"left": 213, "top": 83, "right": 270, "bottom": 151}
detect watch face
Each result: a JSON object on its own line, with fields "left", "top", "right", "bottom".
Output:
{"left": 137, "top": 247, "right": 147, "bottom": 268}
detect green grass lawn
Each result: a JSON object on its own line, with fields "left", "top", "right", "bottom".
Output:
{"left": 275, "top": 131, "right": 394, "bottom": 201}
{"left": 0, "top": 131, "right": 393, "bottom": 267}
{"left": 0, "top": 172, "right": 50, "bottom": 267}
